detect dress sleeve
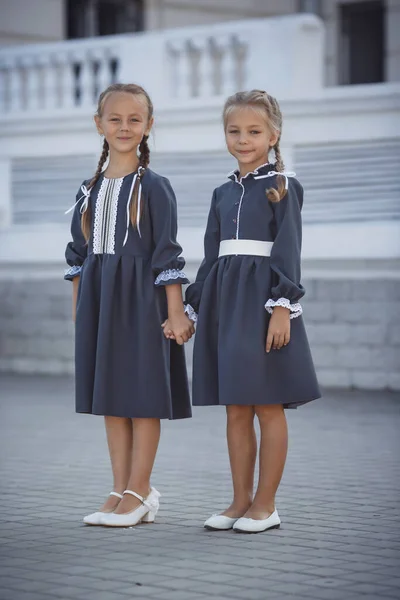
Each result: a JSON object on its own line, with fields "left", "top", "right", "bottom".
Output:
{"left": 149, "top": 176, "right": 189, "bottom": 287}
{"left": 185, "top": 189, "right": 220, "bottom": 319}
{"left": 64, "top": 186, "right": 88, "bottom": 281}
{"left": 265, "top": 178, "right": 305, "bottom": 319}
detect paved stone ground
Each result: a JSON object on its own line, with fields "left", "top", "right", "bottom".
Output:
{"left": 0, "top": 375, "right": 399, "bottom": 600}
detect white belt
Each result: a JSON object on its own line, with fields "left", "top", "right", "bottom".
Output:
{"left": 219, "top": 239, "right": 273, "bottom": 258}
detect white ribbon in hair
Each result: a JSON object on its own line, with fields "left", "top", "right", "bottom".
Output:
{"left": 254, "top": 170, "right": 296, "bottom": 190}
{"left": 65, "top": 184, "right": 91, "bottom": 215}
{"left": 123, "top": 166, "right": 145, "bottom": 246}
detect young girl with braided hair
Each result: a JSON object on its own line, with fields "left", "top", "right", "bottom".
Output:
{"left": 183, "top": 90, "right": 320, "bottom": 533}
{"left": 65, "top": 83, "right": 193, "bottom": 527}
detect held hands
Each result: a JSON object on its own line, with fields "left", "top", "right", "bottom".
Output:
{"left": 266, "top": 306, "right": 291, "bottom": 353}
{"left": 162, "top": 312, "right": 195, "bottom": 345}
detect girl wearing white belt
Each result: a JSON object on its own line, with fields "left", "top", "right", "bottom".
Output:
{"left": 166, "top": 89, "right": 321, "bottom": 534}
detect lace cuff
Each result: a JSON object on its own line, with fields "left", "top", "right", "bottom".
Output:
{"left": 265, "top": 297, "right": 302, "bottom": 320}
{"left": 154, "top": 269, "right": 189, "bottom": 286}
{"left": 184, "top": 304, "right": 198, "bottom": 323}
{"left": 64, "top": 265, "right": 82, "bottom": 281}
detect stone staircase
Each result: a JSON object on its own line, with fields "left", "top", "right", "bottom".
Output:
{"left": 11, "top": 138, "right": 400, "bottom": 228}
{"left": 294, "top": 139, "right": 400, "bottom": 223}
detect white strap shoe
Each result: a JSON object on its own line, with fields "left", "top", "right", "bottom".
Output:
{"left": 100, "top": 487, "right": 161, "bottom": 527}
{"left": 233, "top": 509, "right": 281, "bottom": 533}
{"left": 83, "top": 492, "right": 123, "bottom": 525}
{"left": 204, "top": 514, "right": 239, "bottom": 531}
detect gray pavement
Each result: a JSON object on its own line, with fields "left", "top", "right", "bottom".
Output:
{"left": 0, "top": 375, "right": 399, "bottom": 600}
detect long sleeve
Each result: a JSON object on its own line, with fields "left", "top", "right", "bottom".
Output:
{"left": 185, "top": 189, "right": 220, "bottom": 316}
{"left": 64, "top": 185, "right": 88, "bottom": 281}
{"left": 265, "top": 178, "right": 305, "bottom": 319}
{"left": 149, "top": 176, "right": 189, "bottom": 287}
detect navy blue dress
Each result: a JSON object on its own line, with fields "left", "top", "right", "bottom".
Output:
{"left": 65, "top": 168, "right": 192, "bottom": 420}
{"left": 186, "top": 163, "right": 320, "bottom": 409}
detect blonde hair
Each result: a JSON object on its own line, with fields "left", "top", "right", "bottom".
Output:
{"left": 81, "top": 83, "right": 153, "bottom": 240}
{"left": 223, "top": 89, "right": 286, "bottom": 202}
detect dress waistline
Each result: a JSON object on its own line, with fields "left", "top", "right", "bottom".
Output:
{"left": 218, "top": 239, "right": 273, "bottom": 258}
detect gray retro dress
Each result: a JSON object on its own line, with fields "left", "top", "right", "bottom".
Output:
{"left": 65, "top": 168, "right": 192, "bottom": 420}
{"left": 186, "top": 162, "right": 320, "bottom": 409}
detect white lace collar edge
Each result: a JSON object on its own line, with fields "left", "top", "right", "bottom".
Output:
{"left": 227, "top": 161, "right": 273, "bottom": 182}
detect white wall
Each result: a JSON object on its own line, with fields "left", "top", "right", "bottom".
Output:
{"left": 0, "top": 0, "right": 65, "bottom": 46}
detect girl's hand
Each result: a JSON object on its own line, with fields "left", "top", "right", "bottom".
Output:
{"left": 266, "top": 306, "right": 290, "bottom": 353}
{"left": 162, "top": 319, "right": 175, "bottom": 340}
{"left": 162, "top": 313, "right": 195, "bottom": 345}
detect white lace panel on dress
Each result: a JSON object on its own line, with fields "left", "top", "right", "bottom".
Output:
{"left": 93, "top": 178, "right": 123, "bottom": 254}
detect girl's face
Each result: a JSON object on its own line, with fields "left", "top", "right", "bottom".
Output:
{"left": 94, "top": 91, "right": 153, "bottom": 156}
{"left": 225, "top": 106, "right": 279, "bottom": 175}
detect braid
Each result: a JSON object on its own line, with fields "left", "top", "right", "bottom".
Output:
{"left": 274, "top": 139, "right": 285, "bottom": 172}
{"left": 81, "top": 138, "right": 109, "bottom": 240}
{"left": 138, "top": 135, "right": 150, "bottom": 169}
{"left": 267, "top": 139, "right": 287, "bottom": 203}
{"left": 129, "top": 135, "right": 150, "bottom": 228}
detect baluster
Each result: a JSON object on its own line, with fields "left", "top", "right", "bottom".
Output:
{"left": 9, "top": 58, "right": 24, "bottom": 112}
{"left": 41, "top": 54, "right": 58, "bottom": 109}
{"left": 59, "top": 52, "right": 76, "bottom": 108}
{"left": 209, "top": 37, "right": 224, "bottom": 96}
{"left": 166, "top": 41, "right": 180, "bottom": 98}
{"left": 186, "top": 39, "right": 201, "bottom": 97}
{"left": 78, "top": 51, "right": 94, "bottom": 107}
{"left": 40, "top": 55, "right": 55, "bottom": 109}
{"left": 92, "top": 48, "right": 110, "bottom": 98}
{"left": 0, "top": 62, "right": 7, "bottom": 111}
{"left": 183, "top": 40, "right": 195, "bottom": 98}
{"left": 232, "top": 34, "right": 248, "bottom": 90}
{"left": 197, "top": 37, "right": 214, "bottom": 98}
{"left": 36, "top": 59, "right": 45, "bottom": 110}
{"left": 219, "top": 35, "right": 236, "bottom": 95}
{"left": 168, "top": 40, "right": 191, "bottom": 99}
{"left": 24, "top": 56, "right": 41, "bottom": 110}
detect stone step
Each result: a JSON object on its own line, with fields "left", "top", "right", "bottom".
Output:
{"left": 11, "top": 138, "right": 400, "bottom": 226}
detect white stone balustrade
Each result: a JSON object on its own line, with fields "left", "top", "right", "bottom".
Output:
{"left": 0, "top": 36, "right": 121, "bottom": 113}
{"left": 0, "top": 15, "right": 324, "bottom": 115}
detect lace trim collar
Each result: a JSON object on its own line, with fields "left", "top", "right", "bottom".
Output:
{"left": 227, "top": 162, "right": 275, "bottom": 183}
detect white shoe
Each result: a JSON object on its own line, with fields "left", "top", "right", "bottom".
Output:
{"left": 233, "top": 509, "right": 281, "bottom": 533}
{"left": 204, "top": 514, "right": 239, "bottom": 531}
{"left": 100, "top": 487, "right": 161, "bottom": 527}
{"left": 83, "top": 492, "right": 123, "bottom": 525}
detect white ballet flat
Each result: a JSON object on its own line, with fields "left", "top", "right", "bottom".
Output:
{"left": 233, "top": 509, "right": 281, "bottom": 533}
{"left": 100, "top": 487, "right": 161, "bottom": 527}
{"left": 204, "top": 514, "right": 239, "bottom": 531}
{"left": 83, "top": 491, "right": 123, "bottom": 525}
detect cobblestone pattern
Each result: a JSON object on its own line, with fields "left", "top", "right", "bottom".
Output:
{"left": 0, "top": 376, "right": 399, "bottom": 600}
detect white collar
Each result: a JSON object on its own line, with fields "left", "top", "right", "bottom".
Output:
{"left": 228, "top": 161, "right": 273, "bottom": 183}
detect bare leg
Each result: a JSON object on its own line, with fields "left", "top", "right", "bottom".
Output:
{"left": 245, "top": 404, "right": 288, "bottom": 519}
{"left": 222, "top": 405, "right": 257, "bottom": 518}
{"left": 114, "top": 418, "right": 161, "bottom": 514}
{"left": 98, "top": 416, "right": 133, "bottom": 512}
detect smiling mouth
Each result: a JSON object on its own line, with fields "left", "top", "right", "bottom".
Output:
{"left": 117, "top": 137, "right": 132, "bottom": 140}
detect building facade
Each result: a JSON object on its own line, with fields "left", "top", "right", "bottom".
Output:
{"left": 1, "top": 1, "right": 400, "bottom": 85}
{"left": 0, "top": 4, "right": 399, "bottom": 389}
